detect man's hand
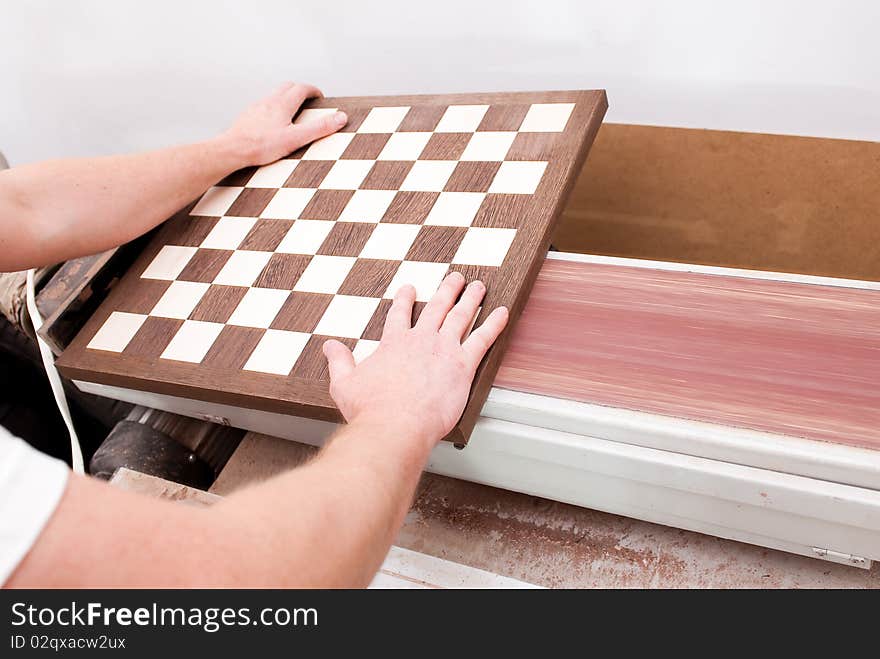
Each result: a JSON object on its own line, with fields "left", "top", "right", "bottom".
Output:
{"left": 323, "top": 273, "right": 509, "bottom": 450}
{"left": 221, "top": 82, "right": 348, "bottom": 167}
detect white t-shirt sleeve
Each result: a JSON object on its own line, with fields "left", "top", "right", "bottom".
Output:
{"left": 0, "top": 424, "right": 69, "bottom": 584}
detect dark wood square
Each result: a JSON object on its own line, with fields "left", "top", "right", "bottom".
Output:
{"left": 218, "top": 166, "right": 258, "bottom": 187}
{"left": 189, "top": 284, "right": 249, "bottom": 323}
{"left": 271, "top": 292, "right": 334, "bottom": 332}
{"left": 58, "top": 89, "right": 608, "bottom": 445}
{"left": 338, "top": 259, "right": 400, "bottom": 297}
{"left": 122, "top": 316, "right": 181, "bottom": 358}
{"left": 397, "top": 105, "right": 445, "bottom": 131}
{"left": 283, "top": 161, "right": 333, "bottom": 188}
{"left": 444, "top": 161, "right": 502, "bottom": 193}
{"left": 361, "top": 161, "right": 413, "bottom": 190}
{"left": 471, "top": 194, "right": 532, "bottom": 228}
{"left": 381, "top": 191, "right": 439, "bottom": 224}
{"left": 172, "top": 217, "right": 219, "bottom": 246}
{"left": 420, "top": 133, "right": 470, "bottom": 160}
{"left": 294, "top": 335, "right": 357, "bottom": 381}
{"left": 239, "top": 219, "right": 294, "bottom": 251}
{"left": 177, "top": 249, "right": 233, "bottom": 283}
{"left": 406, "top": 226, "right": 467, "bottom": 263}
{"left": 202, "top": 326, "right": 265, "bottom": 370}
{"left": 341, "top": 134, "right": 390, "bottom": 159}
{"left": 254, "top": 253, "right": 312, "bottom": 290}
{"left": 299, "top": 190, "right": 354, "bottom": 221}
{"left": 316, "top": 223, "right": 375, "bottom": 257}
{"left": 477, "top": 104, "right": 530, "bottom": 131}
{"left": 226, "top": 187, "right": 274, "bottom": 217}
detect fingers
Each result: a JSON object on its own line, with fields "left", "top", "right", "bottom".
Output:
{"left": 439, "top": 280, "right": 486, "bottom": 340}
{"left": 287, "top": 110, "right": 347, "bottom": 151}
{"left": 461, "top": 306, "right": 509, "bottom": 368}
{"left": 382, "top": 284, "right": 416, "bottom": 341}
{"left": 278, "top": 82, "right": 323, "bottom": 114}
{"left": 416, "top": 272, "right": 466, "bottom": 332}
{"left": 323, "top": 339, "right": 355, "bottom": 382}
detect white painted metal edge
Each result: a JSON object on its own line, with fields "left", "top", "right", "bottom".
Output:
{"left": 75, "top": 381, "right": 880, "bottom": 564}
{"left": 546, "top": 250, "right": 880, "bottom": 290}
{"left": 483, "top": 388, "right": 880, "bottom": 491}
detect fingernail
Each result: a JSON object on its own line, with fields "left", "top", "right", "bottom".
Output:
{"left": 334, "top": 111, "right": 347, "bottom": 126}
{"left": 470, "top": 280, "right": 485, "bottom": 291}
{"left": 449, "top": 271, "right": 464, "bottom": 282}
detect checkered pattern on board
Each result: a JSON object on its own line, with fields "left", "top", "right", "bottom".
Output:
{"left": 85, "top": 101, "right": 575, "bottom": 377}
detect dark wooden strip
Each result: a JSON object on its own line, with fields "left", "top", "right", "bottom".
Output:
{"left": 398, "top": 105, "right": 445, "bottom": 132}
{"left": 189, "top": 284, "right": 249, "bottom": 323}
{"left": 239, "top": 219, "right": 295, "bottom": 252}
{"left": 172, "top": 217, "right": 219, "bottom": 246}
{"left": 270, "top": 291, "right": 333, "bottom": 332}
{"left": 226, "top": 188, "right": 275, "bottom": 217}
{"left": 177, "top": 249, "right": 233, "bottom": 283}
{"left": 406, "top": 226, "right": 467, "bottom": 263}
{"left": 472, "top": 193, "right": 533, "bottom": 228}
{"left": 116, "top": 279, "right": 171, "bottom": 314}
{"left": 342, "top": 133, "right": 390, "bottom": 159}
{"left": 444, "top": 161, "right": 501, "bottom": 193}
{"left": 420, "top": 133, "right": 470, "bottom": 160}
{"left": 478, "top": 104, "right": 529, "bottom": 131}
{"left": 202, "top": 325, "right": 264, "bottom": 370}
{"left": 507, "top": 133, "right": 557, "bottom": 161}
{"left": 299, "top": 189, "right": 355, "bottom": 220}
{"left": 317, "top": 223, "right": 375, "bottom": 257}
{"left": 294, "top": 335, "right": 357, "bottom": 381}
{"left": 284, "top": 161, "right": 333, "bottom": 188}
{"left": 254, "top": 254, "right": 312, "bottom": 290}
{"left": 381, "top": 191, "right": 439, "bottom": 224}
{"left": 338, "top": 259, "right": 400, "bottom": 296}
{"left": 361, "top": 161, "right": 413, "bottom": 190}
{"left": 122, "top": 317, "right": 182, "bottom": 358}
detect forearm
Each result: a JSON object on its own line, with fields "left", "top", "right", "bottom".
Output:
{"left": 213, "top": 418, "right": 432, "bottom": 587}
{"left": 0, "top": 136, "right": 249, "bottom": 271}
{"left": 7, "top": 419, "right": 433, "bottom": 588}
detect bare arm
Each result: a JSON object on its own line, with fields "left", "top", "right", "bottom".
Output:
{"left": 6, "top": 274, "right": 508, "bottom": 587}
{"left": 0, "top": 82, "right": 346, "bottom": 271}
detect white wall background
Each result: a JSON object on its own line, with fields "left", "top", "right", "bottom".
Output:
{"left": 1, "top": 0, "right": 877, "bottom": 164}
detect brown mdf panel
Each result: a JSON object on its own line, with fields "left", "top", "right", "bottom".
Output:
{"left": 554, "top": 124, "right": 880, "bottom": 281}
{"left": 57, "top": 90, "right": 608, "bottom": 445}
{"left": 496, "top": 258, "right": 880, "bottom": 452}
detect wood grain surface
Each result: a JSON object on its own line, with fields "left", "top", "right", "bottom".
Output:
{"left": 496, "top": 259, "right": 880, "bottom": 451}
{"left": 57, "top": 90, "right": 608, "bottom": 444}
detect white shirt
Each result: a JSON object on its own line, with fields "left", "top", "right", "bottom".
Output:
{"left": 0, "top": 424, "right": 69, "bottom": 584}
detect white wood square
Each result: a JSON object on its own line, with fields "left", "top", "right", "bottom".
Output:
{"left": 319, "top": 160, "right": 374, "bottom": 190}
{"left": 276, "top": 219, "right": 335, "bottom": 254}
{"left": 293, "top": 108, "right": 338, "bottom": 124}
{"left": 519, "top": 102, "right": 575, "bottom": 132}
{"left": 352, "top": 339, "right": 380, "bottom": 364}
{"left": 87, "top": 312, "right": 147, "bottom": 352}
{"left": 400, "top": 160, "right": 457, "bottom": 192}
{"left": 452, "top": 227, "right": 517, "bottom": 267}
{"left": 338, "top": 189, "right": 397, "bottom": 223}
{"left": 378, "top": 132, "right": 431, "bottom": 160}
{"left": 424, "top": 192, "right": 485, "bottom": 227}
{"left": 460, "top": 132, "right": 516, "bottom": 161}
{"left": 141, "top": 245, "right": 197, "bottom": 280}
{"left": 199, "top": 216, "right": 257, "bottom": 250}
{"left": 314, "top": 295, "right": 381, "bottom": 339}
{"left": 243, "top": 329, "right": 310, "bottom": 376}
{"left": 191, "top": 186, "right": 242, "bottom": 216}
{"left": 384, "top": 261, "right": 449, "bottom": 302}
{"left": 487, "top": 161, "right": 548, "bottom": 194}
{"left": 246, "top": 160, "right": 299, "bottom": 187}
{"left": 160, "top": 320, "right": 223, "bottom": 363}
{"left": 293, "top": 255, "right": 356, "bottom": 294}
{"left": 227, "top": 287, "right": 290, "bottom": 328}
{"left": 358, "top": 224, "right": 420, "bottom": 260}
{"left": 435, "top": 105, "right": 489, "bottom": 133}
{"left": 213, "top": 250, "right": 272, "bottom": 287}
{"left": 150, "top": 281, "right": 210, "bottom": 320}
{"left": 302, "top": 133, "right": 355, "bottom": 160}
{"left": 357, "top": 106, "right": 410, "bottom": 133}
{"left": 261, "top": 188, "right": 316, "bottom": 219}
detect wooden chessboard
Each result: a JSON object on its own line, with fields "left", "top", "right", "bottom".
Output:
{"left": 56, "top": 90, "right": 607, "bottom": 444}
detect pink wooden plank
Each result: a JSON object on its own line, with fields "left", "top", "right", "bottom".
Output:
{"left": 497, "top": 259, "right": 880, "bottom": 451}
